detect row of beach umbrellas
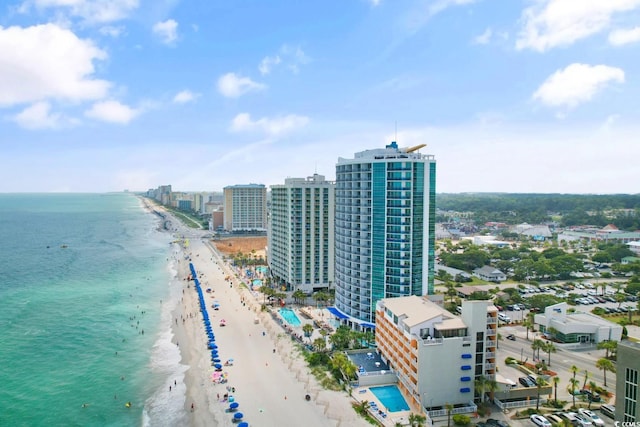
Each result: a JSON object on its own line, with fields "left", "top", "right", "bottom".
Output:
{"left": 189, "top": 263, "right": 249, "bottom": 427}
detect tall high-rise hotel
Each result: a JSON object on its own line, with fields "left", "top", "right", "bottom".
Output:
{"left": 268, "top": 174, "right": 335, "bottom": 293}
{"left": 333, "top": 141, "right": 436, "bottom": 327}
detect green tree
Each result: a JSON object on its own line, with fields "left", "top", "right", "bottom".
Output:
{"left": 582, "top": 370, "right": 590, "bottom": 390}
{"left": 302, "top": 323, "right": 314, "bottom": 340}
{"left": 532, "top": 339, "right": 545, "bottom": 360}
{"left": 553, "top": 376, "right": 560, "bottom": 404}
{"left": 535, "top": 376, "right": 548, "bottom": 411}
{"left": 292, "top": 289, "right": 307, "bottom": 305}
{"left": 446, "top": 403, "right": 453, "bottom": 427}
{"left": 408, "top": 413, "right": 427, "bottom": 427}
{"left": 543, "top": 341, "right": 557, "bottom": 367}
{"left": 595, "top": 358, "right": 616, "bottom": 387}
{"left": 568, "top": 377, "right": 580, "bottom": 408}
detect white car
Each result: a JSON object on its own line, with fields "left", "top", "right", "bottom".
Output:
{"left": 579, "top": 409, "right": 605, "bottom": 427}
{"left": 574, "top": 414, "right": 593, "bottom": 427}
{"left": 530, "top": 415, "right": 552, "bottom": 427}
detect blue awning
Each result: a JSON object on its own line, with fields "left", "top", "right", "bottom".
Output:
{"left": 327, "top": 306, "right": 349, "bottom": 320}
{"left": 360, "top": 322, "right": 376, "bottom": 330}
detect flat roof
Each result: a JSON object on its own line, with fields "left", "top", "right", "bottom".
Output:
{"left": 381, "top": 295, "right": 454, "bottom": 328}
{"left": 564, "top": 311, "right": 621, "bottom": 327}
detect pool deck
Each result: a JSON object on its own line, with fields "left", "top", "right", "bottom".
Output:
{"left": 354, "top": 386, "right": 413, "bottom": 426}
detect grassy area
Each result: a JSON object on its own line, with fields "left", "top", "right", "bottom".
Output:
{"left": 166, "top": 207, "right": 205, "bottom": 229}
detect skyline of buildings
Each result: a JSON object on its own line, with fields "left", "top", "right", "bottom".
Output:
{"left": 223, "top": 184, "right": 268, "bottom": 232}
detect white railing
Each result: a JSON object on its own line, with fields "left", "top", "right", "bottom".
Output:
{"left": 494, "top": 397, "right": 546, "bottom": 410}
{"left": 427, "top": 402, "right": 477, "bottom": 418}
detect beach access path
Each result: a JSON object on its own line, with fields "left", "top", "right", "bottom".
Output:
{"left": 169, "top": 229, "right": 369, "bottom": 427}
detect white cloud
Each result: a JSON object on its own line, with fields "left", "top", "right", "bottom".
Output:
{"left": 429, "top": 0, "right": 476, "bottom": 15}
{"left": 153, "top": 19, "right": 178, "bottom": 45}
{"left": 532, "top": 63, "right": 625, "bottom": 108}
{"left": 22, "top": 0, "right": 140, "bottom": 24}
{"left": 173, "top": 90, "right": 200, "bottom": 104}
{"left": 368, "top": 0, "right": 381, "bottom": 6}
{"left": 473, "top": 27, "right": 492, "bottom": 45}
{"left": 258, "top": 45, "right": 310, "bottom": 75}
{"left": 84, "top": 100, "right": 139, "bottom": 124}
{"left": 217, "top": 73, "right": 266, "bottom": 98}
{"left": 0, "top": 24, "right": 110, "bottom": 106}
{"left": 12, "top": 102, "right": 62, "bottom": 129}
{"left": 609, "top": 27, "right": 640, "bottom": 45}
{"left": 99, "top": 25, "right": 124, "bottom": 37}
{"left": 229, "top": 113, "right": 309, "bottom": 136}
{"left": 258, "top": 55, "right": 281, "bottom": 75}
{"left": 516, "top": 0, "right": 640, "bottom": 52}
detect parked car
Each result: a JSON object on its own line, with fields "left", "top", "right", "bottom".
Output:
{"left": 599, "top": 404, "right": 615, "bottom": 419}
{"left": 519, "top": 377, "right": 531, "bottom": 387}
{"left": 578, "top": 409, "right": 605, "bottom": 426}
{"left": 530, "top": 415, "right": 552, "bottom": 427}
{"left": 487, "top": 419, "right": 509, "bottom": 427}
{"left": 580, "top": 389, "right": 601, "bottom": 402}
{"left": 546, "top": 414, "right": 563, "bottom": 425}
{"left": 574, "top": 414, "right": 593, "bottom": 427}
{"left": 506, "top": 334, "right": 516, "bottom": 341}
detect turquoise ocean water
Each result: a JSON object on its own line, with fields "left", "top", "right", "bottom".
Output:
{"left": 0, "top": 193, "right": 188, "bottom": 427}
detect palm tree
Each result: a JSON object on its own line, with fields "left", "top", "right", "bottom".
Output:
{"left": 553, "top": 376, "right": 560, "bottom": 404}
{"left": 582, "top": 370, "right": 591, "bottom": 390}
{"left": 446, "top": 403, "right": 453, "bottom": 427}
{"left": 595, "top": 357, "right": 616, "bottom": 387}
{"left": 532, "top": 339, "right": 544, "bottom": 361}
{"left": 535, "top": 376, "right": 548, "bottom": 411}
{"left": 475, "top": 376, "right": 488, "bottom": 403}
{"left": 587, "top": 381, "right": 598, "bottom": 409}
{"left": 543, "top": 341, "right": 557, "bottom": 367}
{"left": 409, "top": 413, "right": 427, "bottom": 427}
{"left": 568, "top": 377, "right": 580, "bottom": 408}
{"left": 292, "top": 289, "right": 307, "bottom": 306}
{"left": 302, "top": 323, "right": 314, "bottom": 340}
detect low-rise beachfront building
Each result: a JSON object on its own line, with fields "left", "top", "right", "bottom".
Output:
{"left": 268, "top": 174, "right": 335, "bottom": 293}
{"left": 375, "top": 296, "right": 497, "bottom": 415}
{"left": 534, "top": 302, "right": 622, "bottom": 344}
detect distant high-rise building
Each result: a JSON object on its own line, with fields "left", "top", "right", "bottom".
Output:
{"left": 268, "top": 174, "right": 335, "bottom": 293}
{"left": 223, "top": 184, "right": 267, "bottom": 232}
{"left": 333, "top": 141, "right": 436, "bottom": 327}
{"left": 616, "top": 340, "right": 640, "bottom": 422}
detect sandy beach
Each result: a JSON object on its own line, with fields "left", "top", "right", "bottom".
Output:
{"left": 166, "top": 223, "right": 369, "bottom": 426}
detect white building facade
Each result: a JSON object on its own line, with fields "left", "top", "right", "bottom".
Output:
{"left": 375, "top": 296, "right": 497, "bottom": 413}
{"left": 268, "top": 174, "right": 335, "bottom": 293}
{"left": 223, "top": 184, "right": 267, "bottom": 232}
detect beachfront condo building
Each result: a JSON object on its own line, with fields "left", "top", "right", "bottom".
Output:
{"left": 615, "top": 340, "right": 640, "bottom": 422}
{"left": 332, "top": 141, "right": 436, "bottom": 328}
{"left": 223, "top": 184, "right": 267, "bottom": 232}
{"left": 375, "top": 296, "right": 498, "bottom": 414}
{"left": 268, "top": 174, "right": 335, "bottom": 293}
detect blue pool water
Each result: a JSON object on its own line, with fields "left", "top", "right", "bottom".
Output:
{"left": 370, "top": 385, "right": 410, "bottom": 412}
{"left": 279, "top": 308, "right": 302, "bottom": 327}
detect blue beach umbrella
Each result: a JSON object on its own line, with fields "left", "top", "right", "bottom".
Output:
{"left": 214, "top": 363, "right": 222, "bottom": 369}
{"left": 229, "top": 402, "right": 239, "bottom": 409}
{"left": 237, "top": 422, "right": 248, "bottom": 427}
{"left": 213, "top": 358, "right": 221, "bottom": 363}
{"left": 234, "top": 412, "right": 243, "bottom": 420}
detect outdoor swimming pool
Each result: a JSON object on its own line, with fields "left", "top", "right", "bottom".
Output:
{"left": 370, "top": 385, "right": 410, "bottom": 412}
{"left": 278, "top": 308, "right": 302, "bottom": 327}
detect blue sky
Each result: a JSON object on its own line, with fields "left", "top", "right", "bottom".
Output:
{"left": 1, "top": 0, "right": 639, "bottom": 193}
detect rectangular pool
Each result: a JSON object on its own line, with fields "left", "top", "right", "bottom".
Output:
{"left": 370, "top": 385, "right": 410, "bottom": 412}
{"left": 278, "top": 308, "right": 301, "bottom": 327}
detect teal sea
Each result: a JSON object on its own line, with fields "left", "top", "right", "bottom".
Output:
{"left": 0, "top": 193, "right": 188, "bottom": 427}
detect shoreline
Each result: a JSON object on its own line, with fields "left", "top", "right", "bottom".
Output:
{"left": 161, "top": 218, "right": 368, "bottom": 426}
